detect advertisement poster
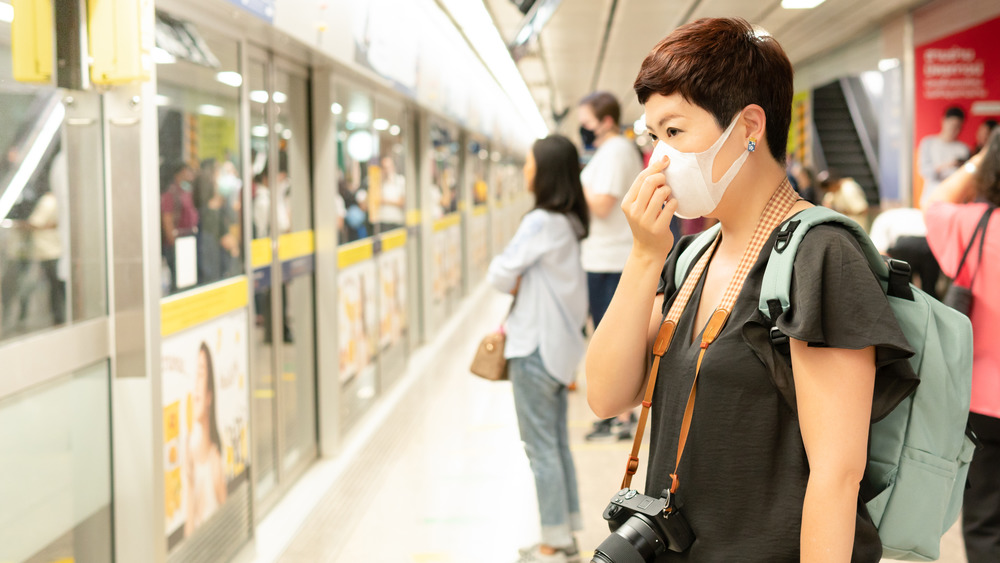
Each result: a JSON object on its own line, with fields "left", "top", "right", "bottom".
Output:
{"left": 914, "top": 15, "right": 1000, "bottom": 199}
{"left": 470, "top": 214, "right": 489, "bottom": 278}
{"left": 338, "top": 260, "right": 379, "bottom": 383}
{"left": 163, "top": 310, "right": 250, "bottom": 550}
{"left": 431, "top": 229, "right": 448, "bottom": 302}
{"left": 378, "top": 248, "right": 408, "bottom": 350}
{"left": 446, "top": 225, "right": 462, "bottom": 291}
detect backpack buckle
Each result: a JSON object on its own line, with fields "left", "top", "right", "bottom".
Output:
{"left": 885, "top": 258, "right": 915, "bottom": 301}
{"left": 774, "top": 220, "right": 800, "bottom": 254}
{"left": 769, "top": 326, "right": 790, "bottom": 356}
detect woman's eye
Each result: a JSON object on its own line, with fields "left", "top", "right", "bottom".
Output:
{"left": 666, "top": 128, "right": 680, "bottom": 138}
{"left": 649, "top": 133, "right": 659, "bottom": 142}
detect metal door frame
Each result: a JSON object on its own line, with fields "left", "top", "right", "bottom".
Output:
{"left": 246, "top": 45, "right": 317, "bottom": 518}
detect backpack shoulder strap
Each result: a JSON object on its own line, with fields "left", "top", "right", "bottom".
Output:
{"left": 673, "top": 223, "right": 722, "bottom": 290}
{"left": 758, "top": 206, "right": 893, "bottom": 321}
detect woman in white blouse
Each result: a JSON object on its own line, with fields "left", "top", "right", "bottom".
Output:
{"left": 488, "top": 135, "right": 590, "bottom": 563}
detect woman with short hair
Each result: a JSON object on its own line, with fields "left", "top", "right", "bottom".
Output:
{"left": 586, "top": 18, "right": 916, "bottom": 561}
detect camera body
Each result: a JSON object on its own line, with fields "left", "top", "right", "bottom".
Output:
{"left": 591, "top": 488, "right": 694, "bottom": 562}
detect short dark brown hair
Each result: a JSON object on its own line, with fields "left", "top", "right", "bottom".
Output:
{"left": 634, "top": 18, "right": 793, "bottom": 163}
{"left": 579, "top": 91, "right": 621, "bottom": 126}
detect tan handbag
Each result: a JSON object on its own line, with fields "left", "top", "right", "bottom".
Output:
{"left": 470, "top": 329, "right": 508, "bottom": 381}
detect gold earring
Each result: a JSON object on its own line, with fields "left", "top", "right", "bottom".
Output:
{"left": 748, "top": 137, "right": 757, "bottom": 152}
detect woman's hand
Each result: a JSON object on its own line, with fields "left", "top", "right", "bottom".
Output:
{"left": 621, "top": 155, "right": 678, "bottom": 264}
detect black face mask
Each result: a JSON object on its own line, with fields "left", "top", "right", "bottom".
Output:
{"left": 579, "top": 125, "right": 597, "bottom": 148}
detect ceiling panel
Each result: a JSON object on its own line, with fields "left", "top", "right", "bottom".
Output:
{"left": 482, "top": 0, "right": 929, "bottom": 136}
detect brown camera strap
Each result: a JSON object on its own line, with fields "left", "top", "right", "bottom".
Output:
{"left": 620, "top": 179, "right": 800, "bottom": 493}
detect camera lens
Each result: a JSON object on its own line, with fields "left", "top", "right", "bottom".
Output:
{"left": 592, "top": 515, "right": 665, "bottom": 563}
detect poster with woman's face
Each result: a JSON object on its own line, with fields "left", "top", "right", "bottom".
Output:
{"left": 162, "top": 310, "right": 249, "bottom": 551}
{"left": 431, "top": 229, "right": 448, "bottom": 302}
{"left": 446, "top": 225, "right": 462, "bottom": 290}
{"left": 378, "top": 248, "right": 407, "bottom": 349}
{"left": 338, "top": 260, "right": 379, "bottom": 383}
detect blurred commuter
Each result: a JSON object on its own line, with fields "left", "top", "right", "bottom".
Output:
{"left": 587, "top": 18, "right": 916, "bottom": 561}
{"left": 923, "top": 128, "right": 1000, "bottom": 563}
{"left": 919, "top": 106, "right": 970, "bottom": 207}
{"left": 26, "top": 181, "right": 65, "bottom": 325}
{"left": 869, "top": 207, "right": 941, "bottom": 298}
{"left": 819, "top": 169, "right": 869, "bottom": 225}
{"left": 377, "top": 155, "right": 406, "bottom": 232}
{"left": 577, "top": 91, "right": 643, "bottom": 441}
{"left": 195, "top": 158, "right": 238, "bottom": 284}
{"left": 974, "top": 118, "right": 998, "bottom": 155}
{"left": 488, "top": 135, "right": 589, "bottom": 563}
{"left": 160, "top": 160, "right": 198, "bottom": 293}
{"left": 788, "top": 160, "right": 820, "bottom": 204}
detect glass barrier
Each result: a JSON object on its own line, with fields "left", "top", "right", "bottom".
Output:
{"left": 0, "top": 362, "right": 113, "bottom": 562}
{"left": 156, "top": 24, "right": 244, "bottom": 296}
{"left": 0, "top": 26, "right": 107, "bottom": 341}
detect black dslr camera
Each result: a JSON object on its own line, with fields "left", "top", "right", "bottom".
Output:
{"left": 591, "top": 488, "right": 694, "bottom": 562}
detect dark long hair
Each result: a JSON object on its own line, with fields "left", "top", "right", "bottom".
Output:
{"left": 976, "top": 128, "right": 1000, "bottom": 206}
{"left": 198, "top": 342, "right": 223, "bottom": 451}
{"left": 531, "top": 135, "right": 590, "bottom": 239}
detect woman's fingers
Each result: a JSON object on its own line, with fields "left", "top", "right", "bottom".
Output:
{"left": 622, "top": 155, "right": 670, "bottom": 208}
{"left": 642, "top": 185, "right": 672, "bottom": 226}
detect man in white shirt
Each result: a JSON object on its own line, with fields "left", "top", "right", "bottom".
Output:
{"left": 578, "top": 92, "right": 643, "bottom": 440}
{"left": 919, "top": 106, "right": 970, "bottom": 207}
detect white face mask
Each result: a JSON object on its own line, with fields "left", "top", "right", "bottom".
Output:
{"left": 650, "top": 114, "right": 749, "bottom": 219}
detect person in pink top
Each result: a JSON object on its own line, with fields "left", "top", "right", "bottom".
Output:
{"left": 923, "top": 127, "right": 1000, "bottom": 563}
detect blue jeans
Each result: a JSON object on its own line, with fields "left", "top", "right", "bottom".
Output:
{"left": 587, "top": 272, "right": 622, "bottom": 328}
{"left": 509, "top": 349, "right": 582, "bottom": 548}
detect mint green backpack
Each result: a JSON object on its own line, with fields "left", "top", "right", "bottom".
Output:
{"left": 675, "top": 207, "right": 975, "bottom": 561}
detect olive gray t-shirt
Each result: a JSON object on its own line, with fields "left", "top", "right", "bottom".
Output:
{"left": 649, "top": 220, "right": 918, "bottom": 562}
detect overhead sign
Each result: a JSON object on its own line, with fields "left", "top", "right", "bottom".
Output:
{"left": 224, "top": 0, "right": 275, "bottom": 23}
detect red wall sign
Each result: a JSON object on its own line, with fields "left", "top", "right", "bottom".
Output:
{"left": 915, "top": 15, "right": 1000, "bottom": 156}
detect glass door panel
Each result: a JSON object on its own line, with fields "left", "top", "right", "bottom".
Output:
{"left": 274, "top": 67, "right": 316, "bottom": 474}
{"left": 248, "top": 56, "right": 278, "bottom": 501}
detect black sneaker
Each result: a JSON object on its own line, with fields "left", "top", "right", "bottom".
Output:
{"left": 585, "top": 419, "right": 615, "bottom": 441}
{"left": 617, "top": 428, "right": 633, "bottom": 441}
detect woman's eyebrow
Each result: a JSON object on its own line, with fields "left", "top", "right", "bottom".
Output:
{"left": 655, "top": 114, "right": 683, "bottom": 129}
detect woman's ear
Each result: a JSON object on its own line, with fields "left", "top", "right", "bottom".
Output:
{"left": 742, "top": 105, "right": 767, "bottom": 150}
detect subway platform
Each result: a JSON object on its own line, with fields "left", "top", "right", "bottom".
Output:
{"left": 236, "top": 283, "right": 969, "bottom": 563}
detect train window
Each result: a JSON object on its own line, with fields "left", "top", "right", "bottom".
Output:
{"left": 333, "top": 81, "right": 376, "bottom": 244}
{"left": 155, "top": 26, "right": 244, "bottom": 296}
{"left": 371, "top": 97, "right": 408, "bottom": 235}
{"left": 0, "top": 19, "right": 107, "bottom": 340}
{"left": 428, "top": 122, "right": 461, "bottom": 220}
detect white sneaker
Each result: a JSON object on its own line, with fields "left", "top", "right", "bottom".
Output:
{"left": 518, "top": 539, "right": 580, "bottom": 560}
{"left": 515, "top": 545, "right": 568, "bottom": 563}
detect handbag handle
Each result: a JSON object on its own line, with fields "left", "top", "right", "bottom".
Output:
{"left": 952, "top": 205, "right": 994, "bottom": 287}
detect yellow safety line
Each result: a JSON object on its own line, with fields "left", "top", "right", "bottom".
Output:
{"left": 338, "top": 239, "right": 375, "bottom": 268}
{"left": 406, "top": 209, "right": 422, "bottom": 226}
{"left": 432, "top": 213, "right": 461, "bottom": 232}
{"left": 278, "top": 230, "right": 315, "bottom": 261}
{"left": 251, "top": 238, "right": 273, "bottom": 269}
{"left": 160, "top": 277, "right": 249, "bottom": 337}
{"left": 381, "top": 229, "right": 408, "bottom": 252}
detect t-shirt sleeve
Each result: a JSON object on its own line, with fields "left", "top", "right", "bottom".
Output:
{"left": 759, "top": 225, "right": 918, "bottom": 421}
{"left": 924, "top": 201, "right": 991, "bottom": 282}
{"left": 581, "top": 142, "right": 640, "bottom": 199}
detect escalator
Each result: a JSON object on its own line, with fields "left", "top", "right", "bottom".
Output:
{"left": 0, "top": 91, "right": 65, "bottom": 222}
{"left": 812, "top": 78, "right": 880, "bottom": 204}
